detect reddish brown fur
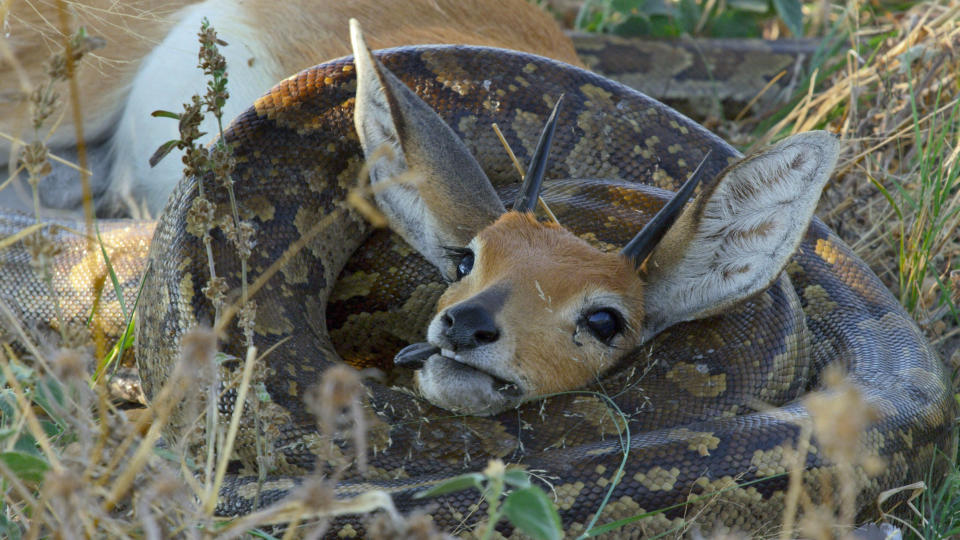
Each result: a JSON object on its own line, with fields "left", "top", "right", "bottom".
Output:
{"left": 1, "top": 0, "right": 579, "bottom": 153}
{"left": 437, "top": 213, "right": 645, "bottom": 394}
{"left": 246, "top": 0, "right": 583, "bottom": 78}
{"left": 1, "top": 0, "right": 194, "bottom": 147}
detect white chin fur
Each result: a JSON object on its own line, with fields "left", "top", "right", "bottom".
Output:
{"left": 415, "top": 355, "right": 521, "bottom": 416}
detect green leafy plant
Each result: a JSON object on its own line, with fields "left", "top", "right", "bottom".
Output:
{"left": 417, "top": 459, "right": 563, "bottom": 540}
{"left": 866, "top": 90, "right": 960, "bottom": 324}
{"left": 574, "top": 0, "right": 804, "bottom": 38}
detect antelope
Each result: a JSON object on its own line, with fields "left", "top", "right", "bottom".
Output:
{"left": 349, "top": 21, "right": 839, "bottom": 416}
{"left": 0, "top": 0, "right": 580, "bottom": 216}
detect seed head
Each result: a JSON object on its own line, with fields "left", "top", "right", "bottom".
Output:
{"left": 22, "top": 229, "right": 61, "bottom": 274}
{"left": 209, "top": 143, "right": 236, "bottom": 186}
{"left": 296, "top": 476, "right": 335, "bottom": 513}
{"left": 28, "top": 86, "right": 59, "bottom": 131}
{"left": 203, "top": 277, "right": 228, "bottom": 309}
{"left": 51, "top": 348, "right": 88, "bottom": 381}
{"left": 804, "top": 367, "right": 880, "bottom": 467}
{"left": 178, "top": 327, "right": 218, "bottom": 374}
{"left": 178, "top": 96, "right": 206, "bottom": 148}
{"left": 238, "top": 301, "right": 257, "bottom": 346}
{"left": 305, "top": 365, "right": 368, "bottom": 471}
{"left": 186, "top": 197, "right": 216, "bottom": 238}
{"left": 19, "top": 141, "right": 52, "bottom": 181}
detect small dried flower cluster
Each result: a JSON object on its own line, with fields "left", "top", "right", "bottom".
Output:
{"left": 219, "top": 214, "right": 256, "bottom": 260}
{"left": 238, "top": 301, "right": 257, "bottom": 346}
{"left": 197, "top": 19, "right": 261, "bottom": 268}
{"left": 17, "top": 28, "right": 101, "bottom": 208}
{"left": 366, "top": 511, "right": 450, "bottom": 540}
{"left": 150, "top": 18, "right": 255, "bottom": 323}
{"left": 179, "top": 96, "right": 206, "bottom": 154}
{"left": 27, "top": 85, "right": 58, "bottom": 133}
{"left": 208, "top": 143, "right": 235, "bottom": 187}
{"left": 147, "top": 18, "right": 273, "bottom": 512}
{"left": 797, "top": 366, "right": 885, "bottom": 536}
{"left": 804, "top": 368, "right": 882, "bottom": 470}
{"left": 148, "top": 94, "right": 210, "bottom": 183}
{"left": 305, "top": 365, "right": 369, "bottom": 472}
{"left": 22, "top": 28, "right": 103, "bottom": 170}
{"left": 44, "top": 28, "right": 104, "bottom": 83}
{"left": 198, "top": 20, "right": 229, "bottom": 121}
{"left": 19, "top": 141, "right": 51, "bottom": 184}
{"left": 21, "top": 229, "right": 62, "bottom": 275}
{"left": 185, "top": 197, "right": 216, "bottom": 238}
{"left": 150, "top": 58, "right": 239, "bottom": 317}
{"left": 202, "top": 276, "right": 228, "bottom": 309}
{"left": 57, "top": 322, "right": 92, "bottom": 352}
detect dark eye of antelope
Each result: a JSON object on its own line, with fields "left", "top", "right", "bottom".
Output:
{"left": 582, "top": 309, "right": 622, "bottom": 344}
{"left": 443, "top": 247, "right": 475, "bottom": 281}
{"left": 455, "top": 250, "right": 474, "bottom": 280}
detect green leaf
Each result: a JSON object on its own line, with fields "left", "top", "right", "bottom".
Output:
{"left": 154, "top": 446, "right": 198, "bottom": 469}
{"left": 676, "top": 0, "right": 701, "bottom": 33}
{"left": 0, "top": 451, "right": 49, "bottom": 484}
{"left": 246, "top": 530, "right": 281, "bottom": 540}
{"left": 646, "top": 15, "right": 685, "bottom": 38}
{"left": 0, "top": 360, "right": 33, "bottom": 386}
{"left": 639, "top": 0, "right": 673, "bottom": 17}
{"left": 728, "top": 0, "right": 769, "bottom": 13}
{"left": 502, "top": 487, "right": 562, "bottom": 540}
{"left": 40, "top": 419, "right": 60, "bottom": 439}
{"left": 0, "top": 514, "right": 23, "bottom": 540}
{"left": 93, "top": 267, "right": 145, "bottom": 383}
{"left": 150, "top": 110, "right": 181, "bottom": 119}
{"left": 772, "top": 0, "right": 803, "bottom": 37}
{"left": 149, "top": 139, "right": 181, "bottom": 167}
{"left": 33, "top": 376, "right": 66, "bottom": 426}
{"left": 415, "top": 473, "right": 484, "bottom": 498}
{"left": 503, "top": 469, "right": 531, "bottom": 489}
{"left": 0, "top": 392, "right": 16, "bottom": 421}
{"left": 10, "top": 431, "right": 40, "bottom": 456}
{"left": 708, "top": 10, "right": 764, "bottom": 38}
{"left": 96, "top": 225, "right": 128, "bottom": 321}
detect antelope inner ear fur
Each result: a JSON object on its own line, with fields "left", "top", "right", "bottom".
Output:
{"left": 350, "top": 19, "right": 505, "bottom": 279}
{"left": 640, "top": 131, "right": 839, "bottom": 339}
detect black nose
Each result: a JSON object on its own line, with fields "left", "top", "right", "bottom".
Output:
{"left": 442, "top": 302, "right": 500, "bottom": 350}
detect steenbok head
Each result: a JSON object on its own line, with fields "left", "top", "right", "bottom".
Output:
{"left": 350, "top": 20, "right": 838, "bottom": 415}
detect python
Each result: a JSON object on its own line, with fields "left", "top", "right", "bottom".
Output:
{"left": 346, "top": 23, "right": 838, "bottom": 417}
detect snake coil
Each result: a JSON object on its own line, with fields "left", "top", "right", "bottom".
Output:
{"left": 127, "top": 46, "right": 958, "bottom": 536}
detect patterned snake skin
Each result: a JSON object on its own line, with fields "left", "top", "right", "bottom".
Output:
{"left": 2, "top": 46, "right": 955, "bottom": 536}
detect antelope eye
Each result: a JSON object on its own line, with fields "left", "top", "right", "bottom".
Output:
{"left": 456, "top": 251, "right": 475, "bottom": 280}
{"left": 584, "top": 309, "right": 622, "bottom": 343}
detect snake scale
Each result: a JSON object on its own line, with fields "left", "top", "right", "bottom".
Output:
{"left": 1, "top": 46, "right": 956, "bottom": 536}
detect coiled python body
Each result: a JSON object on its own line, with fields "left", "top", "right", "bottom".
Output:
{"left": 4, "top": 46, "right": 954, "bottom": 536}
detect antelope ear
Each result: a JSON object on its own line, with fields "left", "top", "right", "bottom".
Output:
{"left": 350, "top": 20, "right": 505, "bottom": 280}
{"left": 641, "top": 131, "right": 839, "bottom": 337}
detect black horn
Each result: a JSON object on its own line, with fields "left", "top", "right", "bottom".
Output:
{"left": 621, "top": 151, "right": 713, "bottom": 268}
{"left": 513, "top": 95, "right": 564, "bottom": 213}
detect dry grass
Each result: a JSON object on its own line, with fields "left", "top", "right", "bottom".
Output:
{"left": 754, "top": 2, "right": 960, "bottom": 366}
{"left": 0, "top": 1, "right": 958, "bottom": 538}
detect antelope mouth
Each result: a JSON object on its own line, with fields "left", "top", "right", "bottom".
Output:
{"left": 394, "top": 342, "right": 524, "bottom": 414}
{"left": 434, "top": 349, "right": 523, "bottom": 397}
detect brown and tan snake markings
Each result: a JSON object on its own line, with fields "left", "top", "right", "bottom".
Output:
{"left": 128, "top": 24, "right": 958, "bottom": 537}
